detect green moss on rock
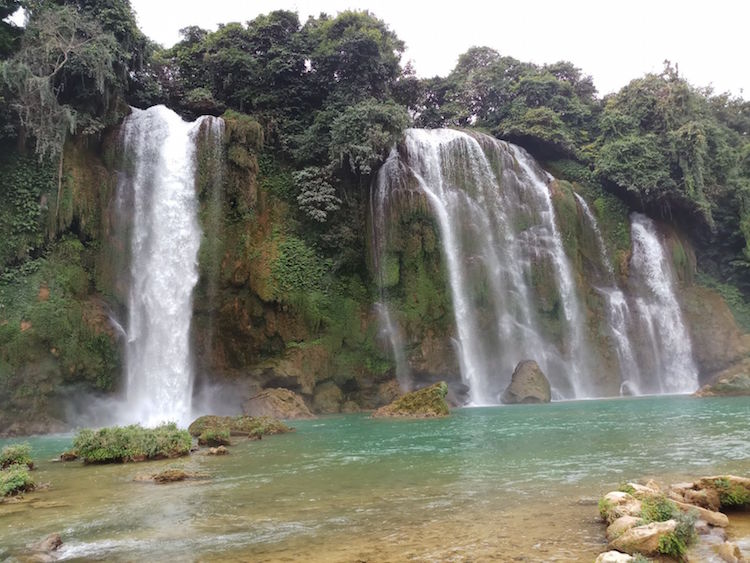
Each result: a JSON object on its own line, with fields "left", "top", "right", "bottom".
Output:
{"left": 372, "top": 381, "right": 450, "bottom": 418}
{"left": 72, "top": 423, "right": 192, "bottom": 464}
{"left": 188, "top": 415, "right": 293, "bottom": 438}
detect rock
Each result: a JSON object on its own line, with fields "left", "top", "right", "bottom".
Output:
{"left": 375, "top": 379, "right": 403, "bottom": 406}
{"left": 716, "top": 541, "right": 744, "bottom": 563}
{"left": 594, "top": 551, "right": 634, "bottom": 563}
{"left": 188, "top": 414, "right": 293, "bottom": 437}
{"left": 341, "top": 400, "right": 360, "bottom": 413}
{"left": 372, "top": 382, "right": 450, "bottom": 418}
{"left": 500, "top": 360, "right": 551, "bottom": 404}
{"left": 683, "top": 487, "right": 722, "bottom": 511}
{"left": 606, "top": 516, "right": 641, "bottom": 542}
{"left": 134, "top": 469, "right": 209, "bottom": 484}
{"left": 609, "top": 520, "right": 678, "bottom": 556}
{"left": 696, "top": 475, "right": 750, "bottom": 509}
{"left": 30, "top": 533, "right": 62, "bottom": 553}
{"left": 624, "top": 482, "right": 660, "bottom": 499}
{"left": 206, "top": 446, "right": 228, "bottom": 456}
{"left": 696, "top": 358, "right": 750, "bottom": 397}
{"left": 312, "top": 381, "right": 344, "bottom": 414}
{"left": 197, "top": 429, "right": 230, "bottom": 447}
{"left": 59, "top": 450, "right": 78, "bottom": 462}
{"left": 243, "top": 388, "right": 314, "bottom": 419}
{"left": 600, "top": 492, "right": 643, "bottom": 524}
{"left": 671, "top": 498, "right": 729, "bottom": 527}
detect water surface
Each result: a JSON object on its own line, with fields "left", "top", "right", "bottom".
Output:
{"left": 1, "top": 396, "right": 748, "bottom": 561}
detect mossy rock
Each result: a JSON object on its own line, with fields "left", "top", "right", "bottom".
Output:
{"left": 0, "top": 464, "right": 35, "bottom": 497}
{"left": 197, "top": 428, "right": 231, "bottom": 447}
{"left": 188, "top": 415, "right": 293, "bottom": 438}
{"left": 72, "top": 423, "right": 192, "bottom": 464}
{"left": 372, "top": 382, "right": 450, "bottom": 418}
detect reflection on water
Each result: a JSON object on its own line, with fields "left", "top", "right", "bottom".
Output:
{"left": 1, "top": 396, "right": 748, "bottom": 561}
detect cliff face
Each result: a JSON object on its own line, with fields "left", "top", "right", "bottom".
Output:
{"left": 2, "top": 122, "right": 749, "bottom": 434}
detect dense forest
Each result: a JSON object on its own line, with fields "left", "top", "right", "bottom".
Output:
{"left": 1, "top": 0, "right": 749, "bottom": 429}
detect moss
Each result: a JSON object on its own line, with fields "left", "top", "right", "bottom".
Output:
{"left": 0, "top": 464, "right": 35, "bottom": 497}
{"left": 712, "top": 477, "right": 750, "bottom": 507}
{"left": 0, "top": 443, "right": 33, "bottom": 470}
{"left": 198, "top": 428, "right": 231, "bottom": 447}
{"left": 372, "top": 381, "right": 450, "bottom": 418}
{"left": 696, "top": 272, "right": 750, "bottom": 332}
{"left": 618, "top": 483, "right": 636, "bottom": 495}
{"left": 187, "top": 415, "right": 293, "bottom": 438}
{"left": 640, "top": 494, "right": 677, "bottom": 523}
{"left": 72, "top": 423, "right": 192, "bottom": 464}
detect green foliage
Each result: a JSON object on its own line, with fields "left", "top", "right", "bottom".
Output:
{"left": 72, "top": 423, "right": 192, "bottom": 464}
{"left": 329, "top": 99, "right": 409, "bottom": 175}
{"left": 293, "top": 167, "right": 341, "bottom": 222}
{"left": 272, "top": 235, "right": 331, "bottom": 296}
{"left": 595, "top": 134, "right": 674, "bottom": 197}
{"left": 187, "top": 415, "right": 293, "bottom": 437}
{"left": 598, "top": 497, "right": 613, "bottom": 520}
{"left": 656, "top": 511, "right": 696, "bottom": 561}
{"left": 0, "top": 443, "right": 32, "bottom": 470}
{"left": 617, "top": 483, "right": 636, "bottom": 495}
{"left": 0, "top": 463, "right": 35, "bottom": 497}
{"left": 640, "top": 494, "right": 677, "bottom": 523}
{"left": 713, "top": 477, "right": 750, "bottom": 507}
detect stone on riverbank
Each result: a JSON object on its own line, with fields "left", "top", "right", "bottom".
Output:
{"left": 500, "top": 360, "right": 551, "bottom": 404}
{"left": 372, "top": 382, "right": 450, "bottom": 418}
{"left": 594, "top": 551, "right": 634, "bottom": 563}
{"left": 609, "top": 519, "right": 678, "bottom": 556}
{"left": 188, "top": 415, "right": 293, "bottom": 439}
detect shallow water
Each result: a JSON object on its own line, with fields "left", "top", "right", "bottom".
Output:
{"left": 1, "top": 396, "right": 749, "bottom": 561}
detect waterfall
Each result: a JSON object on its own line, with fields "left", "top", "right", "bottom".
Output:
{"left": 371, "top": 148, "right": 412, "bottom": 389}
{"left": 117, "top": 105, "right": 216, "bottom": 426}
{"left": 373, "top": 129, "right": 595, "bottom": 403}
{"left": 573, "top": 193, "right": 641, "bottom": 392}
{"left": 628, "top": 213, "right": 699, "bottom": 394}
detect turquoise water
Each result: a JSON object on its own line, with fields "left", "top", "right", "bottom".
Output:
{"left": 1, "top": 396, "right": 749, "bottom": 561}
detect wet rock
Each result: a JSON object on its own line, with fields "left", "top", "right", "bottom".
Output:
{"left": 372, "top": 382, "right": 450, "bottom": 418}
{"left": 59, "top": 450, "right": 78, "bottom": 462}
{"left": 606, "top": 516, "right": 641, "bottom": 542}
{"left": 30, "top": 533, "right": 62, "bottom": 553}
{"left": 594, "top": 551, "right": 633, "bottom": 563}
{"left": 716, "top": 541, "right": 744, "bottom": 563}
{"left": 341, "top": 400, "right": 360, "bottom": 413}
{"left": 197, "top": 429, "right": 230, "bottom": 447}
{"left": 206, "top": 446, "right": 228, "bottom": 456}
{"left": 242, "top": 388, "right": 314, "bottom": 419}
{"left": 672, "top": 498, "right": 729, "bottom": 527}
{"left": 375, "top": 379, "right": 403, "bottom": 406}
{"left": 188, "top": 414, "right": 293, "bottom": 438}
{"left": 134, "top": 469, "right": 209, "bottom": 484}
{"left": 600, "top": 492, "right": 642, "bottom": 524}
{"left": 696, "top": 358, "right": 750, "bottom": 397}
{"left": 609, "top": 519, "right": 677, "bottom": 556}
{"left": 312, "top": 381, "right": 344, "bottom": 414}
{"left": 500, "top": 360, "right": 551, "bottom": 404}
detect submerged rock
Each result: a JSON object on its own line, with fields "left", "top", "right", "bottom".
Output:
{"left": 135, "top": 469, "right": 209, "bottom": 484}
{"left": 206, "top": 446, "right": 228, "bottom": 456}
{"left": 242, "top": 388, "right": 314, "bottom": 419}
{"left": 372, "top": 382, "right": 450, "bottom": 418}
{"left": 501, "top": 360, "right": 551, "bottom": 404}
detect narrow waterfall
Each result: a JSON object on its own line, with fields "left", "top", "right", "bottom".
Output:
{"left": 628, "top": 213, "right": 699, "bottom": 394}
{"left": 573, "top": 193, "right": 641, "bottom": 392}
{"left": 371, "top": 149, "right": 412, "bottom": 389}
{"left": 117, "top": 105, "right": 215, "bottom": 426}
{"left": 373, "top": 129, "right": 595, "bottom": 403}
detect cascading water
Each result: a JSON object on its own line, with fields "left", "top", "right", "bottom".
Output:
{"left": 373, "top": 129, "right": 596, "bottom": 403}
{"left": 117, "top": 105, "right": 218, "bottom": 426}
{"left": 573, "top": 193, "right": 642, "bottom": 393}
{"left": 628, "top": 213, "right": 699, "bottom": 394}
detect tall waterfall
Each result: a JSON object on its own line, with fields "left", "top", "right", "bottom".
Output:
{"left": 628, "top": 214, "right": 699, "bottom": 394}
{"left": 117, "top": 105, "right": 216, "bottom": 425}
{"left": 373, "top": 129, "right": 595, "bottom": 403}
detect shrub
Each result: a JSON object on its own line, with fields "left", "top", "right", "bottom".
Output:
{"left": 640, "top": 494, "right": 676, "bottom": 523}
{"left": 0, "top": 464, "right": 35, "bottom": 497}
{"left": 713, "top": 477, "right": 750, "bottom": 507}
{"left": 72, "top": 423, "right": 192, "bottom": 463}
{"left": 0, "top": 443, "right": 33, "bottom": 470}
{"left": 657, "top": 510, "right": 697, "bottom": 561}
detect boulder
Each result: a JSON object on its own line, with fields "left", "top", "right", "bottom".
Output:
{"left": 30, "top": 533, "right": 62, "bottom": 553}
{"left": 134, "top": 469, "right": 209, "bottom": 484}
{"left": 606, "top": 516, "right": 641, "bottom": 542}
{"left": 696, "top": 358, "right": 750, "bottom": 397}
{"left": 609, "top": 520, "right": 678, "bottom": 556}
{"left": 696, "top": 475, "right": 750, "bottom": 509}
{"left": 500, "top": 360, "right": 551, "bottom": 404}
{"left": 206, "top": 446, "right": 228, "bottom": 456}
{"left": 372, "top": 382, "right": 450, "bottom": 418}
{"left": 671, "top": 498, "right": 729, "bottom": 527}
{"left": 242, "top": 388, "right": 314, "bottom": 419}
{"left": 600, "top": 492, "right": 643, "bottom": 524}
{"left": 188, "top": 415, "right": 293, "bottom": 438}
{"left": 312, "top": 382, "right": 344, "bottom": 414}
{"left": 716, "top": 541, "right": 744, "bottom": 563}
{"left": 341, "top": 400, "right": 360, "bottom": 413}
{"left": 594, "top": 551, "right": 634, "bottom": 563}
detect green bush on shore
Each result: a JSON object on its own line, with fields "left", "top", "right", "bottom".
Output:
{"left": 0, "top": 443, "right": 33, "bottom": 470}
{"left": 0, "top": 464, "right": 35, "bottom": 497}
{"left": 72, "top": 423, "right": 192, "bottom": 463}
